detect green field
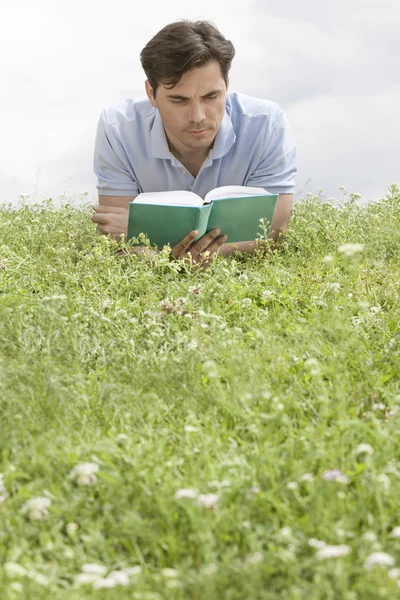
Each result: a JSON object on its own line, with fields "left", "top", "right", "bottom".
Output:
{"left": 0, "top": 186, "right": 399, "bottom": 599}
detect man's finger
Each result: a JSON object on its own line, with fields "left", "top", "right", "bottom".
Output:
{"left": 188, "top": 228, "right": 222, "bottom": 256}
{"left": 91, "top": 213, "right": 110, "bottom": 224}
{"left": 170, "top": 230, "right": 199, "bottom": 257}
{"left": 92, "top": 204, "right": 127, "bottom": 213}
{"left": 203, "top": 234, "right": 228, "bottom": 254}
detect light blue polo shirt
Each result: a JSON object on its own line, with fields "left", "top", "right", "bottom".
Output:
{"left": 93, "top": 91, "right": 297, "bottom": 199}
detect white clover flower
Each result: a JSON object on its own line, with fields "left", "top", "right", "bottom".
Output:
{"left": 4, "top": 562, "right": 28, "bottom": 578}
{"left": 105, "top": 571, "right": 130, "bottom": 586}
{"left": 388, "top": 568, "right": 400, "bottom": 580}
{"left": 188, "top": 285, "right": 201, "bottom": 294}
{"left": 316, "top": 544, "right": 351, "bottom": 560}
{"left": 0, "top": 473, "right": 8, "bottom": 503}
{"left": 391, "top": 527, "right": 400, "bottom": 538}
{"left": 122, "top": 566, "right": 142, "bottom": 576}
{"left": 373, "top": 403, "right": 386, "bottom": 411}
{"left": 246, "top": 552, "right": 264, "bottom": 564}
{"left": 201, "top": 563, "right": 218, "bottom": 575}
{"left": 322, "top": 255, "right": 334, "bottom": 266}
{"left": 364, "top": 552, "right": 395, "bottom": 570}
{"left": 321, "top": 469, "right": 349, "bottom": 483}
{"left": 286, "top": 481, "right": 298, "bottom": 491}
{"left": 75, "top": 573, "right": 103, "bottom": 586}
{"left": 184, "top": 425, "right": 198, "bottom": 433}
{"left": 262, "top": 289, "right": 274, "bottom": 300}
{"left": 338, "top": 243, "right": 365, "bottom": 256}
{"left": 69, "top": 462, "right": 99, "bottom": 486}
{"left": 369, "top": 305, "right": 381, "bottom": 314}
{"left": 300, "top": 473, "right": 314, "bottom": 483}
{"left": 81, "top": 564, "right": 107, "bottom": 575}
{"left": 377, "top": 473, "right": 391, "bottom": 492}
{"left": 161, "top": 568, "right": 180, "bottom": 578}
{"left": 362, "top": 531, "right": 377, "bottom": 543}
{"left": 354, "top": 443, "right": 374, "bottom": 456}
{"left": 308, "top": 539, "right": 326, "bottom": 550}
{"left": 241, "top": 297, "right": 252, "bottom": 308}
{"left": 238, "top": 273, "right": 249, "bottom": 281}
{"left": 328, "top": 282, "right": 341, "bottom": 292}
{"left": 174, "top": 488, "right": 199, "bottom": 500}
{"left": 246, "top": 485, "right": 260, "bottom": 499}
{"left": 21, "top": 496, "right": 51, "bottom": 520}
{"left": 197, "top": 493, "right": 219, "bottom": 509}
{"left": 93, "top": 578, "right": 118, "bottom": 589}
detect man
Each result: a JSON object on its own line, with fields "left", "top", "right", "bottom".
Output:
{"left": 92, "top": 19, "right": 296, "bottom": 268}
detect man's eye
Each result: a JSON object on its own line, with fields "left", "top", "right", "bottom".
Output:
{"left": 171, "top": 95, "right": 218, "bottom": 104}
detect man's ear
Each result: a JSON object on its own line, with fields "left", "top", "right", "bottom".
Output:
{"left": 145, "top": 80, "right": 156, "bottom": 107}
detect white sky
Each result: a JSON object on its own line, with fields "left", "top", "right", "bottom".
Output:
{"left": 2, "top": 0, "right": 399, "bottom": 205}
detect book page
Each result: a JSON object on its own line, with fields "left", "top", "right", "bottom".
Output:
{"left": 204, "top": 185, "right": 271, "bottom": 203}
{"left": 134, "top": 190, "right": 203, "bottom": 206}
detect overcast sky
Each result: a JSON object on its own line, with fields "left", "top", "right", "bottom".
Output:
{"left": 2, "top": 0, "right": 399, "bottom": 206}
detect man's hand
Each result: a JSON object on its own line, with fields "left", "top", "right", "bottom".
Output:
{"left": 91, "top": 204, "right": 128, "bottom": 240}
{"left": 170, "top": 229, "right": 227, "bottom": 269}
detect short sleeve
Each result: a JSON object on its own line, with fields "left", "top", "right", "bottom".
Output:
{"left": 246, "top": 109, "right": 297, "bottom": 195}
{"left": 93, "top": 110, "right": 139, "bottom": 196}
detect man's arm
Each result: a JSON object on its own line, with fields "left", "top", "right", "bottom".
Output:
{"left": 92, "top": 195, "right": 135, "bottom": 240}
{"left": 218, "top": 193, "right": 293, "bottom": 256}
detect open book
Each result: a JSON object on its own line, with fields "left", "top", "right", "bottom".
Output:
{"left": 127, "top": 185, "right": 278, "bottom": 247}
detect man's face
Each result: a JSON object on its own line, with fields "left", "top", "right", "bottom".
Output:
{"left": 145, "top": 60, "right": 229, "bottom": 159}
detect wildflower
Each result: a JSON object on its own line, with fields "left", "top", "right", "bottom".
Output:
{"left": 287, "top": 481, "right": 298, "bottom": 491}
{"left": 391, "top": 527, "right": 400, "bottom": 538}
{"left": 197, "top": 493, "right": 219, "bottom": 509}
{"left": 188, "top": 285, "right": 201, "bottom": 294}
{"left": 69, "top": 462, "right": 99, "bottom": 486}
{"left": 103, "top": 571, "right": 130, "bottom": 586}
{"left": 369, "top": 305, "right": 381, "bottom": 314}
{"left": 238, "top": 273, "right": 248, "bottom": 281}
{"left": 364, "top": 552, "right": 395, "bottom": 570}
{"left": 174, "top": 488, "right": 198, "bottom": 500}
{"left": 362, "top": 531, "right": 377, "bottom": 542}
{"left": 338, "top": 243, "right": 365, "bottom": 256}
{"left": 246, "top": 485, "right": 260, "bottom": 499}
{"left": 354, "top": 443, "right": 374, "bottom": 456}
{"left": 201, "top": 563, "right": 218, "bottom": 575}
{"left": 184, "top": 425, "right": 198, "bottom": 433}
{"left": 373, "top": 403, "right": 386, "bottom": 411}
{"left": 4, "top": 562, "right": 28, "bottom": 578}
{"left": 81, "top": 564, "right": 107, "bottom": 575}
{"left": 377, "top": 473, "right": 391, "bottom": 492}
{"left": 328, "top": 282, "right": 341, "bottom": 292}
{"left": 241, "top": 297, "right": 252, "bottom": 308}
{"left": 0, "top": 473, "right": 9, "bottom": 503}
{"left": 246, "top": 552, "right": 263, "bottom": 564}
{"left": 93, "top": 578, "right": 118, "bottom": 589}
{"left": 388, "top": 568, "right": 400, "bottom": 580}
{"left": 300, "top": 473, "right": 314, "bottom": 483}
{"left": 321, "top": 469, "right": 349, "bottom": 483}
{"left": 122, "top": 566, "right": 142, "bottom": 576}
{"left": 322, "top": 255, "right": 334, "bottom": 266}
{"left": 66, "top": 522, "right": 79, "bottom": 536}
{"left": 316, "top": 544, "right": 351, "bottom": 560}
{"left": 308, "top": 539, "right": 326, "bottom": 550}
{"left": 262, "top": 289, "right": 274, "bottom": 300}
{"left": 161, "top": 568, "right": 179, "bottom": 578}
{"left": 21, "top": 497, "right": 51, "bottom": 520}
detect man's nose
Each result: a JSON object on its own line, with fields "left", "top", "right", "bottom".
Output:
{"left": 188, "top": 103, "right": 206, "bottom": 123}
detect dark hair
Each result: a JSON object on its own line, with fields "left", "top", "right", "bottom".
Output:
{"left": 140, "top": 20, "right": 235, "bottom": 98}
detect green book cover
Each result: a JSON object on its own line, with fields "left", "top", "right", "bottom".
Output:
{"left": 127, "top": 189, "right": 279, "bottom": 248}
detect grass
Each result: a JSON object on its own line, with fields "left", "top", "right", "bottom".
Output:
{"left": 0, "top": 184, "right": 399, "bottom": 599}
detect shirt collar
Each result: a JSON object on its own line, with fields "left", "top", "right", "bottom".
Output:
{"left": 150, "top": 107, "right": 236, "bottom": 165}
